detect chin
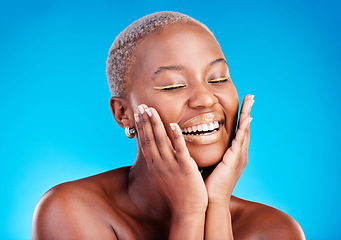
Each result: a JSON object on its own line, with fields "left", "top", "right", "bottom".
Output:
{"left": 184, "top": 122, "right": 234, "bottom": 168}
{"left": 188, "top": 144, "right": 227, "bottom": 168}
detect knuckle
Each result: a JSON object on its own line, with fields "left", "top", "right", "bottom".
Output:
{"left": 140, "top": 139, "right": 148, "bottom": 149}
{"left": 140, "top": 117, "right": 149, "bottom": 125}
{"left": 155, "top": 137, "right": 164, "bottom": 146}
{"left": 150, "top": 118, "right": 157, "bottom": 127}
{"left": 144, "top": 136, "right": 152, "bottom": 145}
{"left": 231, "top": 144, "right": 241, "bottom": 155}
{"left": 175, "top": 145, "right": 184, "bottom": 153}
{"left": 174, "top": 149, "right": 182, "bottom": 157}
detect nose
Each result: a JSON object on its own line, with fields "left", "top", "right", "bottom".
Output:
{"left": 188, "top": 84, "right": 218, "bottom": 109}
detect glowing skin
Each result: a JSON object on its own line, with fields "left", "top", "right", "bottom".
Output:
{"left": 129, "top": 23, "right": 239, "bottom": 167}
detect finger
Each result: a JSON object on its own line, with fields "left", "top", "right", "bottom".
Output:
{"left": 237, "top": 92, "right": 253, "bottom": 158}
{"left": 240, "top": 117, "right": 251, "bottom": 163}
{"left": 135, "top": 109, "right": 152, "bottom": 162}
{"left": 136, "top": 104, "right": 162, "bottom": 165}
{"left": 169, "top": 123, "right": 195, "bottom": 168}
{"left": 147, "top": 107, "right": 175, "bottom": 163}
{"left": 135, "top": 106, "right": 152, "bottom": 164}
{"left": 223, "top": 116, "right": 252, "bottom": 165}
{"left": 234, "top": 116, "right": 251, "bottom": 152}
{"left": 242, "top": 123, "right": 250, "bottom": 152}
{"left": 239, "top": 94, "right": 254, "bottom": 126}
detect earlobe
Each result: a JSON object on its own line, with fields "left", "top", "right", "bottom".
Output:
{"left": 110, "top": 97, "right": 133, "bottom": 129}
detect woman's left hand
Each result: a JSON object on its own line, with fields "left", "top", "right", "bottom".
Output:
{"left": 204, "top": 94, "right": 254, "bottom": 205}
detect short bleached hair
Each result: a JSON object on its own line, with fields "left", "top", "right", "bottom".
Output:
{"left": 106, "top": 11, "right": 212, "bottom": 98}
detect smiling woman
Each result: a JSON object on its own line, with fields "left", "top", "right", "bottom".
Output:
{"left": 31, "top": 11, "right": 305, "bottom": 240}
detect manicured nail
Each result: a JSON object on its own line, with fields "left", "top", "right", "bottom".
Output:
{"left": 146, "top": 108, "right": 152, "bottom": 117}
{"left": 138, "top": 105, "right": 144, "bottom": 114}
{"left": 249, "top": 117, "right": 253, "bottom": 123}
{"left": 251, "top": 99, "right": 255, "bottom": 106}
{"left": 134, "top": 113, "right": 139, "bottom": 122}
{"left": 170, "top": 123, "right": 176, "bottom": 131}
{"left": 251, "top": 95, "right": 255, "bottom": 100}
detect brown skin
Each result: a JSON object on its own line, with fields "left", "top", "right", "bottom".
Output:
{"left": 32, "top": 23, "right": 305, "bottom": 239}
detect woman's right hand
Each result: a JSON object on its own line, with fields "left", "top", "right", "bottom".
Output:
{"left": 134, "top": 104, "right": 208, "bottom": 217}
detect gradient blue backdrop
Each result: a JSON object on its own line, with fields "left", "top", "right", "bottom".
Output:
{"left": 1, "top": 0, "right": 340, "bottom": 239}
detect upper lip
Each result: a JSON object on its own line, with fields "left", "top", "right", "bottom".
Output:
{"left": 179, "top": 112, "right": 225, "bottom": 129}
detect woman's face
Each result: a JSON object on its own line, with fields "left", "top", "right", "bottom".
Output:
{"left": 128, "top": 23, "right": 239, "bottom": 168}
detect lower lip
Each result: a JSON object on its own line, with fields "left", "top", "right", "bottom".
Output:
{"left": 182, "top": 124, "right": 223, "bottom": 144}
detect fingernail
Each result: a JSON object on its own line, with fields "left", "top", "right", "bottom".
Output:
{"left": 170, "top": 123, "right": 176, "bottom": 131}
{"left": 249, "top": 117, "right": 253, "bottom": 123}
{"left": 138, "top": 105, "right": 144, "bottom": 114}
{"left": 146, "top": 108, "right": 152, "bottom": 117}
{"left": 134, "top": 113, "right": 139, "bottom": 122}
{"left": 251, "top": 99, "right": 255, "bottom": 106}
{"left": 251, "top": 95, "right": 255, "bottom": 100}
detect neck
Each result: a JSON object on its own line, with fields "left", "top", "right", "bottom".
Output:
{"left": 127, "top": 150, "right": 171, "bottom": 221}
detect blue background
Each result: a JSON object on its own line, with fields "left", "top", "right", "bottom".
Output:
{"left": 1, "top": 0, "right": 340, "bottom": 239}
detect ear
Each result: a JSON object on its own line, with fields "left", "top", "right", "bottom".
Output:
{"left": 110, "top": 97, "right": 134, "bottom": 129}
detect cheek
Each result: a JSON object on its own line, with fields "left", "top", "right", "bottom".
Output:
{"left": 140, "top": 92, "right": 184, "bottom": 119}
{"left": 218, "top": 88, "right": 239, "bottom": 117}
{"left": 149, "top": 100, "right": 187, "bottom": 143}
{"left": 153, "top": 101, "right": 183, "bottom": 125}
{"left": 129, "top": 84, "right": 165, "bottom": 111}
{"left": 217, "top": 90, "right": 239, "bottom": 136}
{"left": 228, "top": 97, "right": 239, "bottom": 126}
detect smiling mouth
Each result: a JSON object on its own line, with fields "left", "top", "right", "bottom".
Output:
{"left": 181, "top": 121, "right": 221, "bottom": 135}
{"left": 179, "top": 113, "right": 225, "bottom": 144}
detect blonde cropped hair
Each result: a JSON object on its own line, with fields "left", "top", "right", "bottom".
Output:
{"left": 106, "top": 11, "right": 212, "bottom": 98}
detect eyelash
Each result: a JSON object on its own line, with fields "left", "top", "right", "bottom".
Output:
{"left": 153, "top": 84, "right": 186, "bottom": 91}
{"left": 208, "top": 77, "right": 229, "bottom": 83}
{"left": 153, "top": 77, "right": 229, "bottom": 91}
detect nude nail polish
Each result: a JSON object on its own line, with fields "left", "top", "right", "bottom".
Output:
{"left": 146, "top": 108, "right": 152, "bottom": 117}
{"left": 170, "top": 123, "right": 176, "bottom": 131}
{"left": 138, "top": 105, "right": 144, "bottom": 114}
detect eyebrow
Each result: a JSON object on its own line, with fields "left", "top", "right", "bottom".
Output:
{"left": 152, "top": 58, "right": 228, "bottom": 80}
{"left": 152, "top": 65, "right": 184, "bottom": 80}
{"left": 209, "top": 58, "right": 228, "bottom": 66}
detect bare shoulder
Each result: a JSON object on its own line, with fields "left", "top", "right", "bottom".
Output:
{"left": 31, "top": 167, "right": 131, "bottom": 240}
{"left": 231, "top": 196, "right": 305, "bottom": 240}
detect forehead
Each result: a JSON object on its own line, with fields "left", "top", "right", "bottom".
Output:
{"left": 131, "top": 23, "right": 224, "bottom": 77}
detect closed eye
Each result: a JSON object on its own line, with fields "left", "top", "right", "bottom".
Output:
{"left": 208, "top": 77, "right": 229, "bottom": 83}
{"left": 153, "top": 84, "right": 186, "bottom": 91}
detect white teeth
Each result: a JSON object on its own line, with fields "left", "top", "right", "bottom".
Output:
{"left": 213, "top": 121, "right": 219, "bottom": 129}
{"left": 182, "top": 121, "right": 220, "bottom": 134}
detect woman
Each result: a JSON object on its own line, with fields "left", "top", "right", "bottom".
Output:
{"left": 32, "top": 11, "right": 305, "bottom": 239}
